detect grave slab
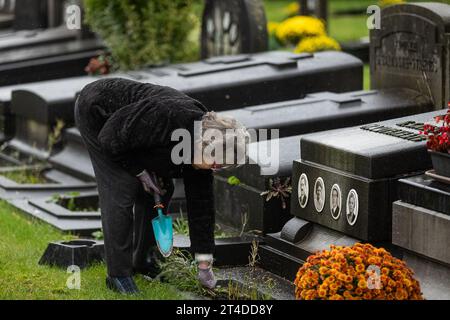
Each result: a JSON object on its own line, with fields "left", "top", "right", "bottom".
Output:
{"left": 402, "top": 251, "right": 450, "bottom": 300}
{"left": 8, "top": 198, "right": 101, "bottom": 235}
{"left": 397, "top": 174, "right": 450, "bottom": 215}
{"left": 392, "top": 201, "right": 450, "bottom": 266}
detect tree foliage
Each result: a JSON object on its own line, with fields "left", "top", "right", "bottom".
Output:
{"left": 83, "top": 0, "right": 198, "bottom": 70}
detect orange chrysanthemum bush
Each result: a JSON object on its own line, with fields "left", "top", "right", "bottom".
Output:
{"left": 294, "top": 243, "right": 423, "bottom": 300}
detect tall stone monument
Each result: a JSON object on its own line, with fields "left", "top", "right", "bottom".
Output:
{"left": 201, "top": 0, "right": 268, "bottom": 58}
{"left": 371, "top": 3, "right": 450, "bottom": 109}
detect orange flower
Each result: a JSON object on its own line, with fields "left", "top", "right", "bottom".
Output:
{"left": 358, "top": 279, "right": 367, "bottom": 289}
{"left": 363, "top": 292, "right": 372, "bottom": 299}
{"left": 344, "top": 275, "right": 353, "bottom": 283}
{"left": 331, "top": 263, "right": 341, "bottom": 270}
{"left": 318, "top": 289, "right": 327, "bottom": 298}
{"left": 294, "top": 244, "right": 423, "bottom": 300}
{"left": 355, "top": 264, "right": 365, "bottom": 273}
{"left": 319, "top": 266, "right": 328, "bottom": 275}
{"left": 343, "top": 291, "right": 353, "bottom": 299}
{"left": 329, "top": 283, "right": 339, "bottom": 291}
{"left": 395, "top": 288, "right": 407, "bottom": 300}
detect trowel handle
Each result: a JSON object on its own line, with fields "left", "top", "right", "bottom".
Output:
{"left": 150, "top": 173, "right": 161, "bottom": 201}
{"left": 154, "top": 192, "right": 162, "bottom": 205}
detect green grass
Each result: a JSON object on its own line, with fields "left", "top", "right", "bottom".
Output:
{"left": 0, "top": 200, "right": 183, "bottom": 300}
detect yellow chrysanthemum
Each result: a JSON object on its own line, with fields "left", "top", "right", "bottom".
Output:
{"left": 284, "top": 2, "right": 300, "bottom": 17}
{"left": 294, "top": 35, "right": 341, "bottom": 54}
{"left": 267, "top": 21, "right": 279, "bottom": 36}
{"left": 275, "top": 16, "right": 326, "bottom": 46}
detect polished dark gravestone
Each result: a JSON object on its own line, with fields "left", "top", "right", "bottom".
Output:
{"left": 3, "top": 50, "right": 362, "bottom": 158}
{"left": 0, "top": 0, "right": 103, "bottom": 87}
{"left": 12, "top": 0, "right": 48, "bottom": 30}
{"left": 371, "top": 2, "right": 450, "bottom": 110}
{"left": 291, "top": 111, "right": 443, "bottom": 242}
{"left": 397, "top": 174, "right": 450, "bottom": 215}
{"left": 214, "top": 89, "right": 433, "bottom": 233}
{"left": 0, "top": 38, "right": 104, "bottom": 86}
{"left": 214, "top": 135, "right": 301, "bottom": 234}
{"left": 298, "top": 0, "right": 328, "bottom": 26}
{"left": 201, "top": 0, "right": 267, "bottom": 58}
{"left": 0, "top": 0, "right": 14, "bottom": 29}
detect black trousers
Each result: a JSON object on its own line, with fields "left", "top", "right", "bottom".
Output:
{"left": 75, "top": 102, "right": 174, "bottom": 277}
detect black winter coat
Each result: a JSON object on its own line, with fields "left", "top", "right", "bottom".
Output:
{"left": 77, "top": 78, "right": 214, "bottom": 225}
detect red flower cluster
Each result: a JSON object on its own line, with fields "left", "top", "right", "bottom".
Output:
{"left": 421, "top": 103, "right": 450, "bottom": 153}
{"left": 85, "top": 53, "right": 114, "bottom": 75}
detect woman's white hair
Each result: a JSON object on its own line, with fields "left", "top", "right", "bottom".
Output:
{"left": 199, "top": 111, "right": 251, "bottom": 169}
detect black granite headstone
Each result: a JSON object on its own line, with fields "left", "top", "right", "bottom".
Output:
{"left": 299, "top": 0, "right": 328, "bottom": 26}
{"left": 0, "top": 0, "right": 15, "bottom": 14}
{"left": 201, "top": 0, "right": 268, "bottom": 58}
{"left": 397, "top": 174, "right": 450, "bottom": 215}
{"left": 13, "top": 0, "right": 48, "bottom": 30}
{"left": 291, "top": 111, "right": 444, "bottom": 241}
{"left": 214, "top": 136, "right": 300, "bottom": 234}
{"left": 371, "top": 3, "right": 450, "bottom": 109}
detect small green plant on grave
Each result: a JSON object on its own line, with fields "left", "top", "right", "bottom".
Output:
{"left": 260, "top": 177, "right": 292, "bottom": 210}
{"left": 91, "top": 230, "right": 104, "bottom": 240}
{"left": 227, "top": 176, "right": 242, "bottom": 186}
{"left": 173, "top": 216, "right": 190, "bottom": 236}
{"left": 239, "top": 210, "right": 249, "bottom": 237}
{"left": 1, "top": 168, "right": 49, "bottom": 184}
{"left": 47, "top": 119, "right": 65, "bottom": 156}
{"left": 248, "top": 239, "right": 260, "bottom": 269}
{"left": 173, "top": 209, "right": 233, "bottom": 239}
{"left": 48, "top": 192, "right": 98, "bottom": 212}
{"left": 156, "top": 249, "right": 205, "bottom": 295}
{"left": 157, "top": 248, "right": 268, "bottom": 300}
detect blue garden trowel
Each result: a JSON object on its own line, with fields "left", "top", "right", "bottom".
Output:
{"left": 151, "top": 174, "right": 173, "bottom": 258}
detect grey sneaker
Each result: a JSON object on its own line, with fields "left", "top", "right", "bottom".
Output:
{"left": 198, "top": 265, "right": 217, "bottom": 289}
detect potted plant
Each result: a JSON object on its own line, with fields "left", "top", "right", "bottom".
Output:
{"left": 422, "top": 104, "right": 450, "bottom": 178}
{"left": 294, "top": 243, "right": 423, "bottom": 300}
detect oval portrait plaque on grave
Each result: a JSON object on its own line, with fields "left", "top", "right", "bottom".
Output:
{"left": 346, "top": 189, "right": 359, "bottom": 226}
{"left": 201, "top": 0, "right": 268, "bottom": 58}
{"left": 330, "top": 184, "right": 342, "bottom": 220}
{"left": 298, "top": 173, "right": 309, "bottom": 209}
{"left": 313, "top": 177, "right": 325, "bottom": 213}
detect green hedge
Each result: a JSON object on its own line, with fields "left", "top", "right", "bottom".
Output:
{"left": 84, "top": 0, "right": 198, "bottom": 70}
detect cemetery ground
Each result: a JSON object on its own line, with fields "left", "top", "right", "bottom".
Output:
{"left": 0, "top": 200, "right": 184, "bottom": 300}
